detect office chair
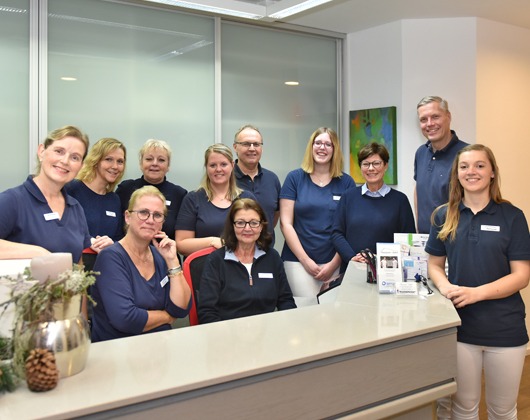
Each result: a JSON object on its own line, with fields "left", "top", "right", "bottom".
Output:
{"left": 182, "top": 246, "right": 216, "bottom": 326}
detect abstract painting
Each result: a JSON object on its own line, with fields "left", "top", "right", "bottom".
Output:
{"left": 349, "top": 106, "right": 397, "bottom": 184}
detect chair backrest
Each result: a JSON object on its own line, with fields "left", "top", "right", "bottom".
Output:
{"left": 183, "top": 246, "right": 216, "bottom": 326}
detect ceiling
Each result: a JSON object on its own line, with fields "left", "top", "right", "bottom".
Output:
{"left": 281, "top": 0, "right": 530, "bottom": 34}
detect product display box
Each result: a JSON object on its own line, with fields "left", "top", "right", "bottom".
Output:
{"left": 393, "top": 233, "right": 429, "bottom": 281}
{"left": 376, "top": 242, "right": 402, "bottom": 294}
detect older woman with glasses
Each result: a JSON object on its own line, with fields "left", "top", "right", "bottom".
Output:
{"left": 279, "top": 127, "right": 355, "bottom": 303}
{"left": 198, "top": 198, "right": 296, "bottom": 324}
{"left": 332, "top": 142, "right": 415, "bottom": 271}
{"left": 91, "top": 186, "right": 191, "bottom": 342}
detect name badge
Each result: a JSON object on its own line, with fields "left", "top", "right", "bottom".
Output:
{"left": 332, "top": 195, "right": 341, "bottom": 201}
{"left": 165, "top": 200, "right": 172, "bottom": 206}
{"left": 44, "top": 212, "right": 59, "bottom": 221}
{"left": 258, "top": 272, "right": 273, "bottom": 279}
{"left": 106, "top": 211, "right": 116, "bottom": 217}
{"left": 481, "top": 225, "right": 500, "bottom": 232}
{"left": 160, "top": 276, "right": 169, "bottom": 287}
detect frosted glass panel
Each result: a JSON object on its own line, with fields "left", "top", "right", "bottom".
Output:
{"left": 221, "top": 23, "right": 338, "bottom": 185}
{"left": 0, "top": 1, "right": 29, "bottom": 191}
{"left": 47, "top": 0, "right": 215, "bottom": 191}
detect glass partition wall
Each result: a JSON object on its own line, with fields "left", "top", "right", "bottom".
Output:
{"left": 1, "top": 0, "right": 340, "bottom": 194}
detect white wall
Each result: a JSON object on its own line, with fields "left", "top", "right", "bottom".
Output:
{"left": 347, "top": 17, "right": 530, "bottom": 350}
{"left": 347, "top": 18, "right": 477, "bottom": 205}
{"left": 476, "top": 18, "right": 530, "bottom": 341}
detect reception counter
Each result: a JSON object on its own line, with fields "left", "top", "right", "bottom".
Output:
{"left": 0, "top": 261, "right": 460, "bottom": 419}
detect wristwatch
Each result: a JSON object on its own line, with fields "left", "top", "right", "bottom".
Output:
{"left": 167, "top": 266, "right": 183, "bottom": 276}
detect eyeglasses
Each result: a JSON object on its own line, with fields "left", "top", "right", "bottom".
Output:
{"left": 130, "top": 209, "right": 166, "bottom": 223}
{"left": 361, "top": 160, "right": 384, "bottom": 169}
{"left": 233, "top": 219, "right": 262, "bottom": 229}
{"left": 313, "top": 140, "right": 333, "bottom": 149}
{"left": 235, "top": 141, "right": 263, "bottom": 149}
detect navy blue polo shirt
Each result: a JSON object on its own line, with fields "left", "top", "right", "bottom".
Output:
{"left": 426, "top": 200, "right": 530, "bottom": 347}
{"left": 0, "top": 176, "right": 91, "bottom": 262}
{"left": 234, "top": 161, "right": 281, "bottom": 241}
{"left": 414, "top": 131, "right": 468, "bottom": 233}
{"left": 116, "top": 176, "right": 187, "bottom": 240}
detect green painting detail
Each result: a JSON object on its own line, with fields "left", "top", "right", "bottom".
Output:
{"left": 349, "top": 106, "right": 397, "bottom": 184}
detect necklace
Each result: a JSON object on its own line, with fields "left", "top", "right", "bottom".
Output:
{"left": 312, "top": 173, "right": 331, "bottom": 187}
{"left": 121, "top": 240, "right": 152, "bottom": 263}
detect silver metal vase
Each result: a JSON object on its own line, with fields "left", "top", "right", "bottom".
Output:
{"left": 30, "top": 294, "right": 91, "bottom": 378}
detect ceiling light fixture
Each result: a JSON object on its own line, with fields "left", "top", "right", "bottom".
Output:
{"left": 60, "top": 77, "right": 77, "bottom": 81}
{"left": 268, "top": 0, "right": 333, "bottom": 19}
{"left": 285, "top": 81, "right": 300, "bottom": 86}
{"left": 143, "top": 0, "right": 264, "bottom": 20}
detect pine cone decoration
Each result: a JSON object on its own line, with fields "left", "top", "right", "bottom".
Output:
{"left": 25, "top": 348, "right": 59, "bottom": 392}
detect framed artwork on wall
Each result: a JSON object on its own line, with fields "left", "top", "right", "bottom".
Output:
{"left": 349, "top": 106, "right": 397, "bottom": 185}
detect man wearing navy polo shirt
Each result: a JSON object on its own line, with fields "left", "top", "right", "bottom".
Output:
{"left": 233, "top": 125, "right": 281, "bottom": 244}
{"left": 414, "top": 96, "right": 468, "bottom": 233}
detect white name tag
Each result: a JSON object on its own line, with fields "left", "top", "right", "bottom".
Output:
{"left": 481, "top": 225, "right": 500, "bottom": 232}
{"left": 106, "top": 211, "right": 116, "bottom": 217}
{"left": 160, "top": 276, "right": 169, "bottom": 287}
{"left": 258, "top": 272, "right": 273, "bottom": 278}
{"left": 165, "top": 200, "right": 172, "bottom": 206}
{"left": 333, "top": 195, "right": 341, "bottom": 201}
{"left": 44, "top": 212, "right": 59, "bottom": 221}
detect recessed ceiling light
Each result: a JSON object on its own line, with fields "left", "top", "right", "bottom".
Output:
{"left": 61, "top": 77, "right": 77, "bottom": 81}
{"left": 285, "top": 81, "right": 300, "bottom": 86}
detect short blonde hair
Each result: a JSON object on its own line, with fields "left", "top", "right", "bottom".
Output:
{"left": 127, "top": 185, "right": 167, "bottom": 214}
{"left": 139, "top": 139, "right": 172, "bottom": 165}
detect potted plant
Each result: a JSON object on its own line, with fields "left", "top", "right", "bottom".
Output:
{"left": 0, "top": 255, "right": 97, "bottom": 392}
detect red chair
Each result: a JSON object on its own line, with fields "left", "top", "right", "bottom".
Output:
{"left": 183, "top": 246, "right": 216, "bottom": 326}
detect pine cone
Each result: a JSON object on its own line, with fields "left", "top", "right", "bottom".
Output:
{"left": 25, "top": 348, "right": 59, "bottom": 392}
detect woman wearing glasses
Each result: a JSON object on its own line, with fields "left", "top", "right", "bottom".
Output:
{"left": 91, "top": 186, "right": 191, "bottom": 342}
{"left": 280, "top": 127, "right": 355, "bottom": 303}
{"left": 198, "top": 198, "right": 295, "bottom": 323}
{"left": 175, "top": 144, "right": 255, "bottom": 257}
{"left": 331, "top": 142, "right": 415, "bottom": 271}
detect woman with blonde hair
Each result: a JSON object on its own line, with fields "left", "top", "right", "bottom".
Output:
{"left": 66, "top": 137, "right": 126, "bottom": 269}
{"left": 0, "top": 125, "right": 91, "bottom": 261}
{"left": 92, "top": 186, "right": 191, "bottom": 342}
{"left": 175, "top": 144, "right": 255, "bottom": 256}
{"left": 116, "top": 139, "right": 187, "bottom": 241}
{"left": 426, "top": 144, "right": 530, "bottom": 419}
{"left": 280, "top": 127, "right": 355, "bottom": 303}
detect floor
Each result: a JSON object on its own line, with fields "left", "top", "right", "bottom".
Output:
{"left": 479, "top": 355, "right": 529, "bottom": 419}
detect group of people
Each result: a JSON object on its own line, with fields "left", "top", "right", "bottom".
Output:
{"left": 0, "top": 96, "right": 528, "bottom": 420}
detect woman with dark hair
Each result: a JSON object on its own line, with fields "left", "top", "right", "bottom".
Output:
{"left": 426, "top": 144, "right": 530, "bottom": 419}
{"left": 331, "top": 142, "right": 415, "bottom": 271}
{"left": 280, "top": 127, "right": 355, "bottom": 301}
{"left": 198, "top": 198, "right": 296, "bottom": 324}
{"left": 0, "top": 125, "right": 91, "bottom": 262}
{"left": 66, "top": 137, "right": 126, "bottom": 270}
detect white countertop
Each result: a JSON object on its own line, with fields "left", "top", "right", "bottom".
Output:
{"left": 0, "top": 261, "right": 460, "bottom": 419}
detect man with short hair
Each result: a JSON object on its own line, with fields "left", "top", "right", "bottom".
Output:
{"left": 233, "top": 125, "right": 281, "bottom": 244}
{"left": 414, "top": 96, "right": 469, "bottom": 233}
